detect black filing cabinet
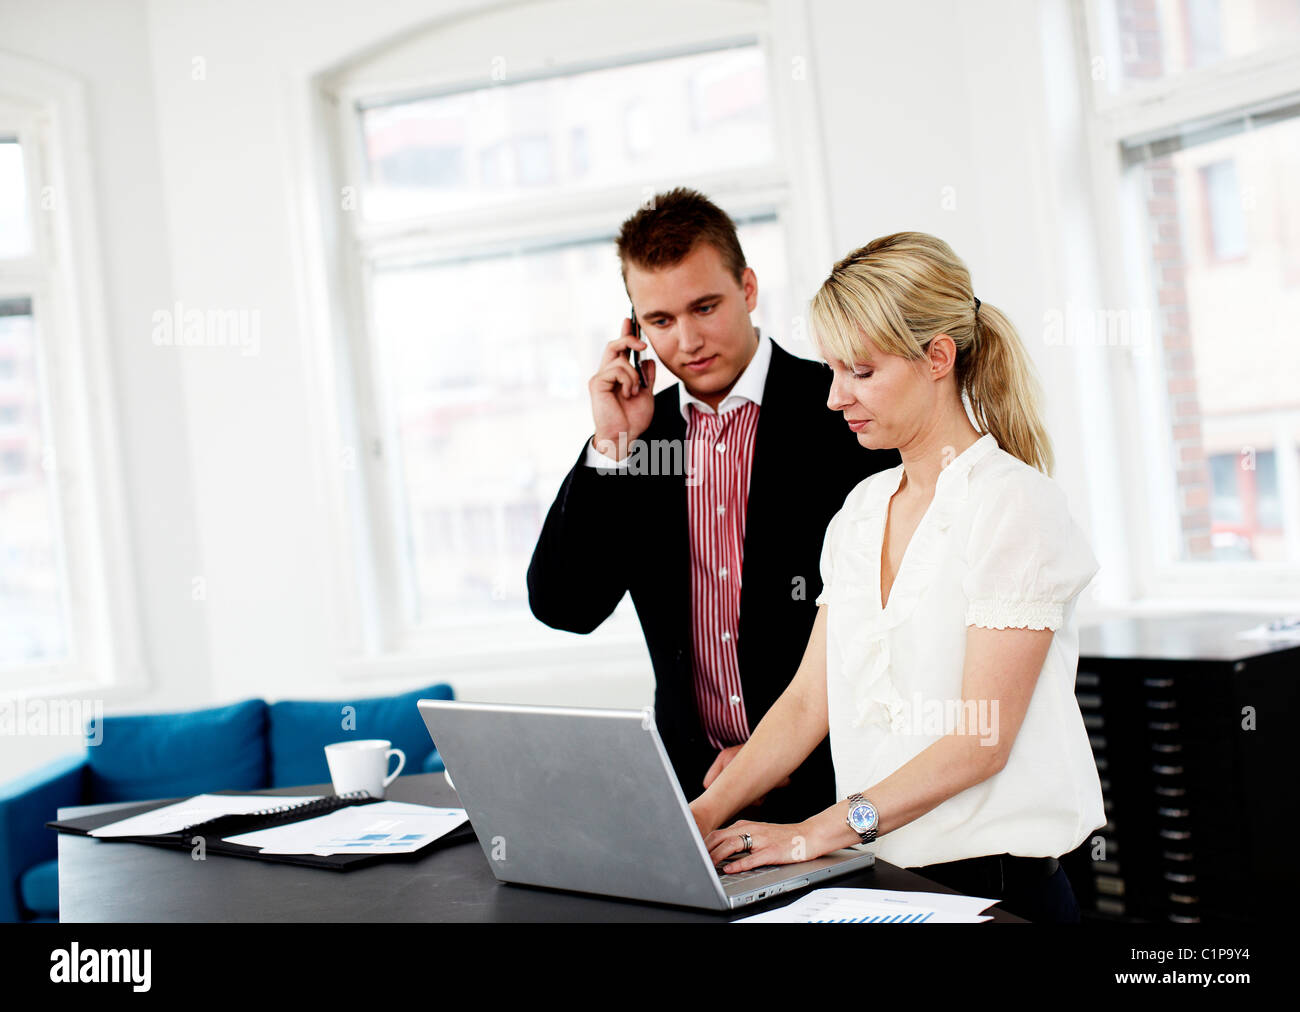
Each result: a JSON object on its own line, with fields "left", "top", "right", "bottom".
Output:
{"left": 1059, "top": 613, "right": 1296, "bottom": 924}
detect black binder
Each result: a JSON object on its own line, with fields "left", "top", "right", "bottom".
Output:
{"left": 47, "top": 789, "right": 477, "bottom": 871}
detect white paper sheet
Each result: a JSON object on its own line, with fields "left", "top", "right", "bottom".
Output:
{"left": 1236, "top": 617, "right": 1300, "bottom": 642}
{"left": 223, "top": 801, "right": 468, "bottom": 855}
{"left": 732, "top": 886, "right": 999, "bottom": 923}
{"left": 89, "top": 793, "right": 322, "bottom": 838}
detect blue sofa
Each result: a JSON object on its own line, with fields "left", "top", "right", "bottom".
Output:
{"left": 0, "top": 681, "right": 454, "bottom": 922}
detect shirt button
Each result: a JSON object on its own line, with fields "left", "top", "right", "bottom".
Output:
{"left": 717, "top": 443, "right": 726, "bottom": 453}
{"left": 721, "top": 631, "right": 732, "bottom": 643}
{"left": 719, "top": 567, "right": 728, "bottom": 579}
{"left": 716, "top": 504, "right": 725, "bottom": 515}
{"left": 729, "top": 694, "right": 741, "bottom": 706}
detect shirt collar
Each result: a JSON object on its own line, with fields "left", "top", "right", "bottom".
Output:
{"left": 929, "top": 431, "right": 1000, "bottom": 503}
{"left": 938, "top": 432, "right": 999, "bottom": 489}
{"left": 678, "top": 328, "right": 770, "bottom": 423}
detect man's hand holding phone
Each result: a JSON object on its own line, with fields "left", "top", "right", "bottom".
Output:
{"left": 589, "top": 317, "right": 656, "bottom": 462}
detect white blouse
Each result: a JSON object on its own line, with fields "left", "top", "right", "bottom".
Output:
{"left": 814, "top": 432, "right": 1105, "bottom": 868}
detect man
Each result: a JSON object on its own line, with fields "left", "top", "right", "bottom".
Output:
{"left": 527, "top": 188, "right": 899, "bottom": 824}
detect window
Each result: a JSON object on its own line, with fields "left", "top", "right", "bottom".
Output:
{"left": 357, "top": 46, "right": 775, "bottom": 224}
{"left": 1198, "top": 159, "right": 1247, "bottom": 261}
{"left": 1081, "top": 1, "right": 1300, "bottom": 591}
{"left": 1096, "top": 0, "right": 1300, "bottom": 94}
{"left": 320, "top": 0, "right": 826, "bottom": 656}
{"left": 0, "top": 295, "right": 70, "bottom": 666}
{"left": 0, "top": 56, "right": 143, "bottom": 690}
{"left": 0, "top": 139, "right": 31, "bottom": 259}
{"left": 1209, "top": 448, "right": 1285, "bottom": 559}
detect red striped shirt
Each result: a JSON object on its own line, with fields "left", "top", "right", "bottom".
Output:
{"left": 686, "top": 399, "right": 760, "bottom": 750}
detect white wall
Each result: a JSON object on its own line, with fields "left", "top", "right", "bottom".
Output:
{"left": 0, "top": 0, "right": 1119, "bottom": 782}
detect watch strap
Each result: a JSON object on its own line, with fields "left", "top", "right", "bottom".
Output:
{"left": 847, "top": 792, "right": 877, "bottom": 845}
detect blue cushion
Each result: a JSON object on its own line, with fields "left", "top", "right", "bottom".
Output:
{"left": 19, "top": 858, "right": 58, "bottom": 918}
{"left": 267, "top": 682, "right": 453, "bottom": 788}
{"left": 0, "top": 752, "right": 86, "bottom": 922}
{"left": 421, "top": 748, "right": 445, "bottom": 774}
{"left": 87, "top": 699, "right": 268, "bottom": 803}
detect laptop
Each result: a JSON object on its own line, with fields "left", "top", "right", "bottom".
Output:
{"left": 417, "top": 698, "right": 874, "bottom": 912}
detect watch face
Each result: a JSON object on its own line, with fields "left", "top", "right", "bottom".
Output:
{"left": 848, "top": 802, "right": 878, "bottom": 833}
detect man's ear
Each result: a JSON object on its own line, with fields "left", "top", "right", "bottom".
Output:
{"left": 742, "top": 267, "right": 758, "bottom": 314}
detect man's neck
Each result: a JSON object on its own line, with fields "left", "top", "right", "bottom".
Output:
{"left": 686, "top": 328, "right": 760, "bottom": 411}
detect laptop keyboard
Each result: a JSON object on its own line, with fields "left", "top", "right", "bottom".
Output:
{"left": 716, "top": 863, "right": 781, "bottom": 884}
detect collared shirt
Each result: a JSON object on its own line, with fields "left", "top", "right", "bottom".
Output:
{"left": 815, "top": 433, "right": 1104, "bottom": 867}
{"left": 675, "top": 327, "right": 772, "bottom": 423}
{"left": 686, "top": 397, "right": 760, "bottom": 749}
{"left": 584, "top": 330, "right": 771, "bottom": 751}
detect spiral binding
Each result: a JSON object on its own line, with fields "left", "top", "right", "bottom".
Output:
{"left": 172, "top": 789, "right": 377, "bottom": 839}
{"left": 242, "top": 789, "right": 373, "bottom": 819}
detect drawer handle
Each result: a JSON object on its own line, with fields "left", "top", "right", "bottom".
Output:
{"left": 1152, "top": 764, "right": 1184, "bottom": 775}
{"left": 1095, "top": 877, "right": 1125, "bottom": 896}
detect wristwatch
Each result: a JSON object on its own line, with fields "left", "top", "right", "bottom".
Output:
{"left": 845, "top": 792, "right": 879, "bottom": 845}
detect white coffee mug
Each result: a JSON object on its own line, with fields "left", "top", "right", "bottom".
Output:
{"left": 324, "top": 739, "right": 406, "bottom": 798}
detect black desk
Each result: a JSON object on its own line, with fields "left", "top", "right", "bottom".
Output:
{"left": 57, "top": 773, "right": 1024, "bottom": 922}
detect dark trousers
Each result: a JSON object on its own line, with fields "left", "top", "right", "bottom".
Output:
{"left": 911, "top": 854, "right": 1081, "bottom": 924}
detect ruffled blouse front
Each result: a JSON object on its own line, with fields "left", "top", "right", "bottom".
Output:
{"left": 814, "top": 433, "right": 1105, "bottom": 868}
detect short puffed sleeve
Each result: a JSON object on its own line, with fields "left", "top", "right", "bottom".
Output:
{"left": 961, "top": 470, "right": 1099, "bottom": 630}
{"left": 813, "top": 507, "right": 845, "bottom": 608}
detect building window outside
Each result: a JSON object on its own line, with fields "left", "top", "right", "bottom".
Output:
{"left": 1094, "top": 0, "right": 1300, "bottom": 566}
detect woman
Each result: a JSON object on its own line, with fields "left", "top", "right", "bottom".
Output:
{"left": 688, "top": 232, "right": 1104, "bottom": 923}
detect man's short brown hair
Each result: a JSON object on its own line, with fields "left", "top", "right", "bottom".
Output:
{"left": 615, "top": 187, "right": 748, "bottom": 289}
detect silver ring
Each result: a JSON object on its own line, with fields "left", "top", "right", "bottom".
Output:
{"left": 740, "top": 832, "right": 753, "bottom": 852}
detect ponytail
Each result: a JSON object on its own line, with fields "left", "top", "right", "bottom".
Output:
{"left": 963, "top": 300, "right": 1054, "bottom": 475}
{"left": 810, "top": 232, "right": 1054, "bottom": 475}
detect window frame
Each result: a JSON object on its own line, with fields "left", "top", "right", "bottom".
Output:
{"left": 313, "top": 0, "right": 836, "bottom": 668}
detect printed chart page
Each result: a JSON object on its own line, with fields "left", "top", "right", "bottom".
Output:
{"left": 733, "top": 887, "right": 998, "bottom": 923}
{"left": 223, "top": 801, "right": 468, "bottom": 855}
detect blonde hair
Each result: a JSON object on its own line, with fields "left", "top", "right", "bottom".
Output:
{"left": 810, "top": 232, "right": 1054, "bottom": 475}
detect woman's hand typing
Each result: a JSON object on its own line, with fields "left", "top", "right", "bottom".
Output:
{"left": 703, "top": 818, "right": 835, "bottom": 873}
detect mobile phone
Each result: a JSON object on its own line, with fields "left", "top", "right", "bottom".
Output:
{"left": 628, "top": 302, "right": 649, "bottom": 390}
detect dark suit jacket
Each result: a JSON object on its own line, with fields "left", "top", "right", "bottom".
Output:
{"left": 526, "top": 338, "right": 900, "bottom": 825}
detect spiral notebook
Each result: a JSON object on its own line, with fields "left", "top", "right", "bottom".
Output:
{"left": 47, "top": 789, "right": 476, "bottom": 871}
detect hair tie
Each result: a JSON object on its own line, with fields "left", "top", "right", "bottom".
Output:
{"left": 973, "top": 296, "right": 981, "bottom": 315}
